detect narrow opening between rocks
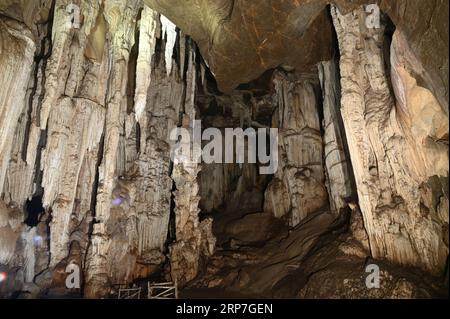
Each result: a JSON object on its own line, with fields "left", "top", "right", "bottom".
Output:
{"left": 25, "top": 196, "right": 44, "bottom": 227}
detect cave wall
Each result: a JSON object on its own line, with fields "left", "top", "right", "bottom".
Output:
{"left": 331, "top": 5, "right": 448, "bottom": 274}
{"left": 169, "top": 43, "right": 216, "bottom": 287}
{"left": 142, "top": 0, "right": 449, "bottom": 114}
{"left": 0, "top": 12, "right": 40, "bottom": 297}
{"left": 0, "top": 17, "right": 35, "bottom": 209}
{"left": 0, "top": 0, "right": 215, "bottom": 297}
{"left": 319, "top": 60, "right": 355, "bottom": 215}
{"left": 197, "top": 91, "right": 273, "bottom": 244}
{"left": 0, "top": 0, "right": 448, "bottom": 298}
{"left": 264, "top": 72, "right": 328, "bottom": 226}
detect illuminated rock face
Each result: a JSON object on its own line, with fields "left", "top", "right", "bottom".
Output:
{"left": 0, "top": 17, "right": 35, "bottom": 204}
{"left": 0, "top": 0, "right": 448, "bottom": 298}
{"left": 264, "top": 72, "right": 328, "bottom": 227}
{"left": 142, "top": 0, "right": 449, "bottom": 110}
{"left": 331, "top": 6, "right": 448, "bottom": 274}
{"left": 0, "top": 0, "right": 215, "bottom": 298}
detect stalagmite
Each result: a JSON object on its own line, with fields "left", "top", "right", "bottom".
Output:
{"left": 170, "top": 45, "right": 215, "bottom": 286}
{"left": 265, "top": 72, "right": 328, "bottom": 226}
{"left": 0, "top": 0, "right": 448, "bottom": 300}
{"left": 318, "top": 60, "right": 354, "bottom": 214}
{"left": 21, "top": 227, "right": 36, "bottom": 283}
{"left": 331, "top": 5, "right": 448, "bottom": 274}
{"left": 84, "top": 0, "right": 141, "bottom": 298}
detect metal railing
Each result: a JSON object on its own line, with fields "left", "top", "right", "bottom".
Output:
{"left": 148, "top": 281, "right": 178, "bottom": 299}
{"left": 118, "top": 287, "right": 142, "bottom": 299}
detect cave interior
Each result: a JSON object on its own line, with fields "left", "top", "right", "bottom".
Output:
{"left": 0, "top": 0, "right": 448, "bottom": 299}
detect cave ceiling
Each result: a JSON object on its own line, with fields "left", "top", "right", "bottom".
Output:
{"left": 143, "top": 0, "right": 449, "bottom": 112}
{"left": 0, "top": 0, "right": 448, "bottom": 110}
{"left": 0, "top": 0, "right": 448, "bottom": 299}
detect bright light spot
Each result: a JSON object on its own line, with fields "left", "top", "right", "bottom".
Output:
{"left": 33, "top": 235, "right": 43, "bottom": 247}
{"left": 111, "top": 197, "right": 124, "bottom": 206}
{"left": 0, "top": 272, "right": 7, "bottom": 283}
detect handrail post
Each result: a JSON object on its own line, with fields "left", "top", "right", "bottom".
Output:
{"left": 175, "top": 279, "right": 178, "bottom": 299}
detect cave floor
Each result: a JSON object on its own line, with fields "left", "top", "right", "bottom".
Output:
{"left": 185, "top": 210, "right": 449, "bottom": 299}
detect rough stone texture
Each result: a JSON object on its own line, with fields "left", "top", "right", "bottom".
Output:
{"left": 0, "top": 17, "right": 35, "bottom": 199}
{"left": 390, "top": 31, "right": 449, "bottom": 175}
{"left": 188, "top": 206, "right": 446, "bottom": 299}
{"left": 142, "top": 0, "right": 448, "bottom": 111}
{"left": 170, "top": 45, "right": 216, "bottom": 286}
{"left": 0, "top": 201, "right": 24, "bottom": 265}
{"left": 0, "top": 0, "right": 448, "bottom": 299}
{"left": 0, "top": 0, "right": 52, "bottom": 39}
{"left": 189, "top": 210, "right": 335, "bottom": 293}
{"left": 224, "top": 212, "right": 286, "bottom": 245}
{"left": 143, "top": 0, "right": 333, "bottom": 92}
{"left": 378, "top": 0, "right": 449, "bottom": 114}
{"left": 331, "top": 5, "right": 448, "bottom": 275}
{"left": 318, "top": 60, "right": 354, "bottom": 215}
{"left": 297, "top": 238, "right": 447, "bottom": 299}
{"left": 264, "top": 72, "right": 328, "bottom": 226}
{"left": 0, "top": 0, "right": 216, "bottom": 297}
{"left": 197, "top": 91, "right": 273, "bottom": 247}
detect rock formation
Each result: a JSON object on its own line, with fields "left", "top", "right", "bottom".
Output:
{"left": 0, "top": 0, "right": 448, "bottom": 299}
{"left": 319, "top": 60, "right": 354, "bottom": 215}
{"left": 169, "top": 44, "right": 216, "bottom": 286}
{"left": 264, "top": 72, "right": 328, "bottom": 226}
{"left": 331, "top": 5, "right": 448, "bottom": 274}
{"left": 142, "top": 0, "right": 449, "bottom": 112}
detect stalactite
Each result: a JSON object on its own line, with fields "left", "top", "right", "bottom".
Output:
{"left": 84, "top": 2, "right": 198, "bottom": 296}
{"left": 318, "top": 60, "right": 353, "bottom": 214}
{"left": 0, "top": 18, "right": 36, "bottom": 293}
{"left": 4, "top": 15, "right": 57, "bottom": 212}
{"left": 134, "top": 6, "right": 158, "bottom": 123}
{"left": 331, "top": 5, "right": 448, "bottom": 274}
{"left": 0, "top": 18, "right": 35, "bottom": 197}
{"left": 264, "top": 72, "right": 327, "bottom": 227}
{"left": 130, "top": 21, "right": 184, "bottom": 268}
{"left": 42, "top": 98, "right": 105, "bottom": 266}
{"left": 17, "top": 0, "right": 109, "bottom": 273}
{"left": 84, "top": 0, "right": 141, "bottom": 298}
{"left": 21, "top": 227, "right": 36, "bottom": 283}
{"left": 0, "top": 0, "right": 447, "bottom": 299}
{"left": 39, "top": 0, "right": 100, "bottom": 130}
{"left": 160, "top": 14, "right": 177, "bottom": 77}
{"left": 170, "top": 44, "right": 215, "bottom": 286}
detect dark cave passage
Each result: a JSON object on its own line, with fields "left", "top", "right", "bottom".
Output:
{"left": 24, "top": 196, "right": 44, "bottom": 227}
